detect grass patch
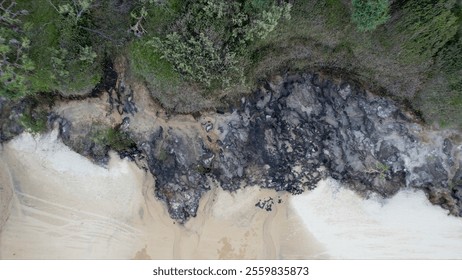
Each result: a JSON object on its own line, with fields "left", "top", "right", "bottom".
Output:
{"left": 20, "top": 111, "right": 48, "bottom": 134}
{"left": 129, "top": 40, "right": 181, "bottom": 90}
{"left": 325, "top": 0, "right": 351, "bottom": 28}
{"left": 92, "top": 127, "right": 136, "bottom": 152}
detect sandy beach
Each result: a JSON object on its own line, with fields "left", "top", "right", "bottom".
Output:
{"left": 291, "top": 179, "right": 462, "bottom": 259}
{"left": 0, "top": 131, "right": 326, "bottom": 259}
{"left": 1, "top": 131, "right": 462, "bottom": 259}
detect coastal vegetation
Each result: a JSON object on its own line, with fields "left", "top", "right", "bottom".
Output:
{"left": 91, "top": 126, "right": 136, "bottom": 152}
{"left": 0, "top": 0, "right": 461, "bottom": 127}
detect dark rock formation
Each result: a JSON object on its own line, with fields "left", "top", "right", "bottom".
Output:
{"left": 139, "top": 73, "right": 462, "bottom": 221}
{"left": 255, "top": 198, "right": 275, "bottom": 211}
{"left": 4, "top": 72, "right": 461, "bottom": 223}
{"left": 0, "top": 97, "right": 25, "bottom": 143}
{"left": 139, "top": 127, "right": 212, "bottom": 221}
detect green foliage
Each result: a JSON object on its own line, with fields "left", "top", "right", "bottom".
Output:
{"left": 141, "top": 0, "right": 291, "bottom": 90}
{"left": 92, "top": 127, "right": 136, "bottom": 152}
{"left": 148, "top": 32, "right": 242, "bottom": 88}
{"left": 20, "top": 111, "right": 48, "bottom": 134}
{"left": 15, "top": 0, "right": 104, "bottom": 95}
{"left": 419, "top": 35, "right": 462, "bottom": 127}
{"left": 243, "top": 0, "right": 274, "bottom": 14}
{"left": 437, "top": 37, "right": 462, "bottom": 80}
{"left": 48, "top": 0, "right": 101, "bottom": 93}
{"left": 56, "top": 0, "right": 93, "bottom": 24}
{"left": 1, "top": 0, "right": 460, "bottom": 129}
{"left": 0, "top": 1, "right": 34, "bottom": 98}
{"left": 128, "top": 1, "right": 183, "bottom": 86}
{"left": 397, "top": 0, "right": 459, "bottom": 62}
{"left": 351, "top": 0, "right": 390, "bottom": 31}
{"left": 394, "top": 0, "right": 461, "bottom": 127}
{"left": 129, "top": 39, "right": 181, "bottom": 91}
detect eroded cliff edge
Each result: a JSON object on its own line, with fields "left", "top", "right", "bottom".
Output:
{"left": 2, "top": 71, "right": 462, "bottom": 223}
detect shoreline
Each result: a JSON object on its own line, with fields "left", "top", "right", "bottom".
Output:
{"left": 0, "top": 131, "right": 327, "bottom": 259}
{"left": 2, "top": 73, "right": 462, "bottom": 221}
{"left": 1, "top": 131, "right": 462, "bottom": 259}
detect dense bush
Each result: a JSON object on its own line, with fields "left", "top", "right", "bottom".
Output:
{"left": 0, "top": 1, "right": 34, "bottom": 98}
{"left": 4, "top": 0, "right": 135, "bottom": 97}
{"left": 23, "top": 0, "right": 104, "bottom": 94}
{"left": 1, "top": 0, "right": 461, "bottom": 128}
{"left": 397, "top": 0, "right": 459, "bottom": 62}
{"left": 351, "top": 0, "right": 390, "bottom": 31}
{"left": 437, "top": 37, "right": 462, "bottom": 80}
{"left": 144, "top": 0, "right": 291, "bottom": 89}
{"left": 128, "top": 1, "right": 184, "bottom": 107}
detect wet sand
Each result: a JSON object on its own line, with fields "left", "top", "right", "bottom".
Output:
{"left": 0, "top": 131, "right": 326, "bottom": 259}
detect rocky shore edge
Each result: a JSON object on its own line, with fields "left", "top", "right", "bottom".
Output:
{"left": 1, "top": 70, "right": 461, "bottom": 223}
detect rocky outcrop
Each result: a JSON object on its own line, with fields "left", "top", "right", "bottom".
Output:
{"left": 0, "top": 97, "right": 26, "bottom": 142}
{"left": 5, "top": 71, "right": 461, "bottom": 223}
{"left": 137, "top": 73, "right": 462, "bottom": 222}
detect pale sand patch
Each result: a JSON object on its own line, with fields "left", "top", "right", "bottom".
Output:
{"left": 175, "top": 187, "right": 327, "bottom": 259}
{"left": 0, "top": 147, "right": 13, "bottom": 232}
{"left": 291, "top": 178, "right": 462, "bottom": 259}
{"left": 0, "top": 131, "right": 153, "bottom": 259}
{"left": 0, "top": 131, "right": 326, "bottom": 259}
{"left": 4, "top": 131, "right": 462, "bottom": 259}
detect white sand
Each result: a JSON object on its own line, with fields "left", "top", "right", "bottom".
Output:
{"left": 0, "top": 131, "right": 325, "bottom": 259}
{"left": 2, "top": 131, "right": 462, "bottom": 259}
{"left": 291, "top": 178, "right": 462, "bottom": 259}
{"left": 0, "top": 131, "right": 149, "bottom": 259}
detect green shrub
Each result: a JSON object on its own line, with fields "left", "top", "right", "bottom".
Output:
{"left": 129, "top": 39, "right": 181, "bottom": 92}
{"left": 148, "top": 32, "right": 242, "bottom": 88}
{"left": 20, "top": 111, "right": 48, "bottom": 134}
{"left": 351, "top": 0, "right": 390, "bottom": 31}
{"left": 16, "top": 0, "right": 103, "bottom": 95}
{"left": 140, "top": 0, "right": 291, "bottom": 90}
{"left": 437, "top": 37, "right": 462, "bottom": 80}
{"left": 0, "top": 1, "right": 34, "bottom": 98}
{"left": 92, "top": 127, "right": 136, "bottom": 152}
{"left": 397, "top": 0, "right": 459, "bottom": 62}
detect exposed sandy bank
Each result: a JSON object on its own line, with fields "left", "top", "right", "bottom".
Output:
{"left": 0, "top": 131, "right": 325, "bottom": 259}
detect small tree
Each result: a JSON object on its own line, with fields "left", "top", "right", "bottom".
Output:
{"left": 351, "top": 0, "right": 390, "bottom": 31}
